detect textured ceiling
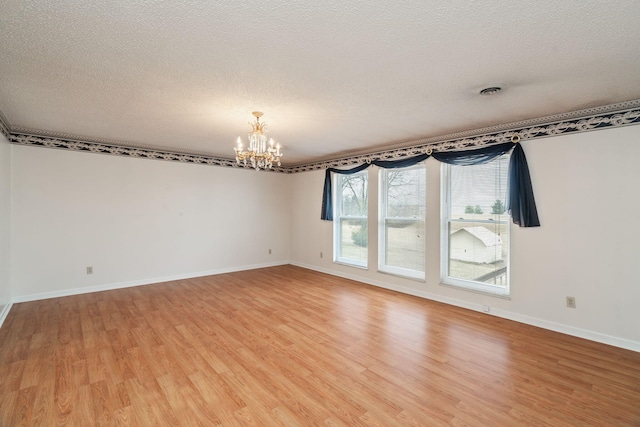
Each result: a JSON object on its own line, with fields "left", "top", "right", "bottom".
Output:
{"left": 1, "top": 1, "right": 640, "bottom": 165}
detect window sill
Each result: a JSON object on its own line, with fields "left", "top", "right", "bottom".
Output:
{"left": 439, "top": 280, "right": 511, "bottom": 299}
{"left": 377, "top": 269, "right": 425, "bottom": 283}
{"left": 333, "top": 260, "right": 368, "bottom": 270}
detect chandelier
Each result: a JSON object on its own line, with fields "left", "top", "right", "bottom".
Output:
{"left": 234, "top": 111, "right": 283, "bottom": 170}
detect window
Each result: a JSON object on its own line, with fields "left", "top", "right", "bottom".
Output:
{"left": 334, "top": 171, "right": 368, "bottom": 267}
{"left": 378, "top": 165, "right": 426, "bottom": 280}
{"left": 441, "top": 155, "right": 510, "bottom": 296}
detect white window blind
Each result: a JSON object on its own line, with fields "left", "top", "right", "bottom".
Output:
{"left": 441, "top": 155, "right": 510, "bottom": 296}
{"left": 334, "top": 171, "right": 368, "bottom": 268}
{"left": 378, "top": 165, "right": 426, "bottom": 280}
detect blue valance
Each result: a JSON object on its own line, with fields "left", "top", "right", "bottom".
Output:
{"left": 431, "top": 142, "right": 513, "bottom": 165}
{"left": 321, "top": 142, "right": 540, "bottom": 227}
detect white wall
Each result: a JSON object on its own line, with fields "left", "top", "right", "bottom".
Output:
{"left": 6, "top": 124, "right": 640, "bottom": 350}
{"left": 10, "top": 146, "right": 291, "bottom": 300}
{"left": 290, "top": 125, "right": 640, "bottom": 350}
{"left": 0, "top": 132, "right": 11, "bottom": 322}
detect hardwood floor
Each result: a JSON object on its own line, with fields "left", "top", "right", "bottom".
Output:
{"left": 1, "top": 265, "right": 639, "bottom": 426}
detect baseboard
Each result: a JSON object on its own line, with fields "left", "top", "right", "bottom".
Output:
{"left": 0, "top": 301, "right": 12, "bottom": 329}
{"left": 484, "top": 307, "right": 640, "bottom": 352}
{"left": 11, "top": 261, "right": 288, "bottom": 304}
{"left": 290, "top": 261, "right": 640, "bottom": 353}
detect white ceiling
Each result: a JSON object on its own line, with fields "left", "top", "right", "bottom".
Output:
{"left": 1, "top": 1, "right": 639, "bottom": 165}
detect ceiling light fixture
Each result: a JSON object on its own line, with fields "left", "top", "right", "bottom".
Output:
{"left": 234, "top": 111, "right": 283, "bottom": 170}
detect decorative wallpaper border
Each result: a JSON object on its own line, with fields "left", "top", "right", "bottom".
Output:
{"left": 290, "top": 104, "right": 640, "bottom": 173}
{"left": 3, "top": 99, "right": 640, "bottom": 174}
{"left": 9, "top": 133, "right": 243, "bottom": 169}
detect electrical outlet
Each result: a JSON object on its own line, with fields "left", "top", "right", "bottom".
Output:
{"left": 86, "top": 266, "right": 93, "bottom": 275}
{"left": 566, "top": 296, "right": 576, "bottom": 308}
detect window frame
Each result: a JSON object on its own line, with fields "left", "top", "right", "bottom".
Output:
{"left": 440, "top": 159, "right": 511, "bottom": 297}
{"left": 378, "top": 164, "right": 426, "bottom": 281}
{"left": 333, "top": 170, "right": 369, "bottom": 268}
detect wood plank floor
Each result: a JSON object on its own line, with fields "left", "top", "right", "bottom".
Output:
{"left": 1, "top": 265, "right": 639, "bottom": 426}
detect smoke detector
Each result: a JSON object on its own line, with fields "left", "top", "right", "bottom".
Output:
{"left": 479, "top": 86, "right": 502, "bottom": 96}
